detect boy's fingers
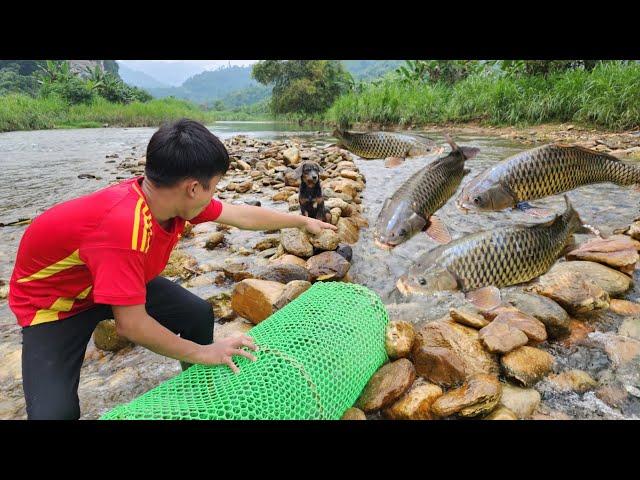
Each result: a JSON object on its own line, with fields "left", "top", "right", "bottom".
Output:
{"left": 241, "top": 338, "right": 258, "bottom": 350}
{"left": 233, "top": 349, "right": 258, "bottom": 362}
{"left": 225, "top": 358, "right": 240, "bottom": 374}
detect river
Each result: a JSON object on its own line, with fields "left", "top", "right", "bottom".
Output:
{"left": 1, "top": 121, "right": 639, "bottom": 419}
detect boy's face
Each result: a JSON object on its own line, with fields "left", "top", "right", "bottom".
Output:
{"left": 178, "top": 175, "right": 222, "bottom": 220}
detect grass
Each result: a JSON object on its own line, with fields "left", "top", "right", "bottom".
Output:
{"left": 327, "top": 61, "right": 640, "bottom": 131}
{"left": 0, "top": 95, "right": 217, "bottom": 133}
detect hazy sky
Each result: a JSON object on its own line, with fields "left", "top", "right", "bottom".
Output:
{"left": 117, "top": 60, "right": 258, "bottom": 86}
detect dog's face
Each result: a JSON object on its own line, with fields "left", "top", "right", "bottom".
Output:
{"left": 294, "top": 161, "right": 323, "bottom": 188}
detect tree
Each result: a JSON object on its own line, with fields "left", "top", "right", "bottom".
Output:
{"left": 252, "top": 60, "right": 352, "bottom": 115}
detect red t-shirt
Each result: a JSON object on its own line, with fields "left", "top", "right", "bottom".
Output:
{"left": 9, "top": 177, "right": 223, "bottom": 327}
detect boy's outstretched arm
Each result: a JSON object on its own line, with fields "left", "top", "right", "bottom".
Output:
{"left": 215, "top": 202, "right": 336, "bottom": 235}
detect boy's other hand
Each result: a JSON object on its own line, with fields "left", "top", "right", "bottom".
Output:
{"left": 194, "top": 334, "right": 258, "bottom": 373}
{"left": 303, "top": 217, "right": 338, "bottom": 235}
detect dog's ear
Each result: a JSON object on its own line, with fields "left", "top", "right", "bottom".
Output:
{"left": 293, "top": 163, "right": 305, "bottom": 179}
{"left": 316, "top": 163, "right": 325, "bottom": 174}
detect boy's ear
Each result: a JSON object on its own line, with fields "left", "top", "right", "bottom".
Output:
{"left": 293, "top": 163, "right": 305, "bottom": 179}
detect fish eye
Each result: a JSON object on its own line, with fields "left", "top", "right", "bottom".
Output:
{"left": 418, "top": 278, "right": 427, "bottom": 286}
{"left": 473, "top": 196, "right": 482, "bottom": 204}
{"left": 398, "top": 228, "right": 407, "bottom": 237}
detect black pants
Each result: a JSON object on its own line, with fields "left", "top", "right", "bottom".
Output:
{"left": 21, "top": 276, "right": 214, "bottom": 420}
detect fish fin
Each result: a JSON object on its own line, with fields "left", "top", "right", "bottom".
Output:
{"left": 460, "top": 146, "right": 480, "bottom": 160}
{"left": 444, "top": 133, "right": 459, "bottom": 152}
{"left": 425, "top": 216, "right": 452, "bottom": 244}
{"left": 384, "top": 157, "right": 405, "bottom": 168}
{"left": 465, "top": 286, "right": 502, "bottom": 311}
{"left": 556, "top": 143, "right": 622, "bottom": 162}
{"left": 516, "top": 202, "right": 555, "bottom": 218}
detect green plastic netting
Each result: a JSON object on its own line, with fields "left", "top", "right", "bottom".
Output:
{"left": 100, "top": 282, "right": 389, "bottom": 420}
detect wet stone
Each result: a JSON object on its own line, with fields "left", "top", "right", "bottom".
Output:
{"left": 547, "top": 369, "right": 598, "bottom": 393}
{"left": 383, "top": 379, "right": 443, "bottom": 420}
{"left": 501, "top": 346, "right": 555, "bottom": 387}
{"left": 478, "top": 320, "right": 529, "bottom": 354}
{"left": 385, "top": 320, "right": 416, "bottom": 359}
{"left": 341, "top": 407, "right": 367, "bottom": 420}
{"left": 503, "top": 290, "right": 570, "bottom": 339}
{"left": 355, "top": 359, "right": 416, "bottom": 412}
{"left": 499, "top": 382, "right": 541, "bottom": 419}
{"left": 431, "top": 374, "right": 502, "bottom": 418}
{"left": 450, "top": 308, "right": 490, "bottom": 329}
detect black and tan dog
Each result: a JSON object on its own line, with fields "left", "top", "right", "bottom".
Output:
{"left": 293, "top": 161, "right": 331, "bottom": 222}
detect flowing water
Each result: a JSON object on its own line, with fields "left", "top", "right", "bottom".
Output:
{"left": 1, "top": 122, "right": 639, "bottom": 419}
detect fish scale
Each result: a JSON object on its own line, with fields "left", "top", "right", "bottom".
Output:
{"left": 409, "top": 199, "right": 582, "bottom": 292}
{"left": 334, "top": 130, "right": 439, "bottom": 159}
{"left": 497, "top": 144, "right": 640, "bottom": 202}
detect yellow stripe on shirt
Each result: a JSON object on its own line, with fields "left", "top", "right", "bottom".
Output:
{"left": 17, "top": 249, "right": 84, "bottom": 283}
{"left": 131, "top": 197, "right": 143, "bottom": 250}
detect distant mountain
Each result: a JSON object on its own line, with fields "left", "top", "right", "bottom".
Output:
{"left": 343, "top": 60, "right": 404, "bottom": 80}
{"left": 117, "top": 61, "right": 210, "bottom": 87}
{"left": 119, "top": 64, "right": 169, "bottom": 89}
{"left": 148, "top": 65, "right": 260, "bottom": 104}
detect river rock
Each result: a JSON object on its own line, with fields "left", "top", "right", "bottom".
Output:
{"left": 273, "top": 280, "right": 311, "bottom": 310}
{"left": 450, "top": 308, "right": 490, "bottom": 329}
{"left": 269, "top": 254, "right": 308, "bottom": 269}
{"left": 498, "top": 382, "right": 540, "bottom": 419}
{"left": 340, "top": 169, "right": 361, "bottom": 181}
{"left": 282, "top": 147, "right": 301, "bottom": 165}
{"left": 626, "top": 221, "right": 640, "bottom": 241}
{"left": 566, "top": 235, "right": 640, "bottom": 270}
{"left": 309, "top": 229, "right": 340, "bottom": 251}
{"left": 222, "top": 262, "right": 255, "bottom": 281}
{"left": 501, "top": 346, "right": 555, "bottom": 387}
{"left": 335, "top": 243, "right": 353, "bottom": 262}
{"left": 336, "top": 217, "right": 360, "bottom": 244}
{"left": 231, "top": 279, "right": 286, "bottom": 324}
{"left": 503, "top": 290, "right": 570, "bottom": 339}
{"left": 235, "top": 180, "right": 253, "bottom": 193}
{"left": 206, "top": 292, "right": 236, "bottom": 322}
{"left": 594, "top": 332, "right": 640, "bottom": 367}
{"left": 355, "top": 359, "right": 416, "bottom": 412}
{"left": 478, "top": 321, "right": 529, "bottom": 354}
{"left": 93, "top": 320, "right": 132, "bottom": 352}
{"left": 552, "top": 261, "right": 632, "bottom": 297}
{"left": 284, "top": 171, "right": 301, "bottom": 187}
{"left": 161, "top": 250, "right": 198, "bottom": 279}
{"left": 341, "top": 408, "right": 367, "bottom": 420}
{"left": 213, "top": 317, "right": 253, "bottom": 340}
{"left": 185, "top": 275, "right": 215, "bottom": 288}
{"left": 431, "top": 374, "right": 502, "bottom": 418}
{"left": 527, "top": 268, "right": 610, "bottom": 315}
{"left": 254, "top": 237, "right": 280, "bottom": 251}
{"left": 281, "top": 228, "right": 314, "bottom": 258}
{"left": 306, "top": 251, "right": 351, "bottom": 280}
{"left": 413, "top": 319, "right": 499, "bottom": 385}
{"left": 325, "top": 197, "right": 353, "bottom": 217}
{"left": 385, "top": 320, "right": 416, "bottom": 359}
{"left": 559, "top": 318, "right": 595, "bottom": 348}
{"left": 547, "top": 369, "right": 598, "bottom": 393}
{"left": 609, "top": 299, "right": 640, "bottom": 316}
{"left": 272, "top": 190, "right": 294, "bottom": 202}
{"left": 254, "top": 263, "right": 312, "bottom": 283}
{"left": 237, "top": 160, "right": 251, "bottom": 171}
{"left": 412, "top": 346, "right": 467, "bottom": 387}
{"left": 492, "top": 310, "right": 547, "bottom": 343}
{"left": 619, "top": 317, "right": 640, "bottom": 340}
{"left": 485, "top": 406, "right": 518, "bottom": 420}
{"left": 0, "top": 285, "right": 8, "bottom": 300}
{"left": 595, "top": 383, "right": 629, "bottom": 409}
{"left": 205, "top": 232, "right": 225, "bottom": 250}
{"left": 383, "top": 379, "right": 443, "bottom": 420}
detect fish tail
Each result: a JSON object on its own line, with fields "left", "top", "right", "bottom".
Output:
{"left": 563, "top": 194, "right": 600, "bottom": 235}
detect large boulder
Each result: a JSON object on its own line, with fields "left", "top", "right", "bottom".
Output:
{"left": 309, "top": 229, "right": 341, "bottom": 251}
{"left": 431, "top": 374, "right": 502, "bottom": 418}
{"left": 280, "top": 228, "right": 314, "bottom": 258}
{"left": 498, "top": 382, "right": 541, "bottom": 419}
{"left": 273, "top": 280, "right": 312, "bottom": 310}
{"left": 412, "top": 319, "right": 499, "bottom": 387}
{"left": 355, "top": 359, "right": 416, "bottom": 412}
{"left": 383, "top": 379, "right": 443, "bottom": 420}
{"left": 231, "top": 279, "right": 286, "bottom": 324}
{"left": 502, "top": 290, "right": 570, "bottom": 339}
{"left": 385, "top": 320, "right": 416, "bottom": 359}
{"left": 336, "top": 218, "right": 360, "bottom": 244}
{"left": 501, "top": 346, "right": 555, "bottom": 387}
{"left": 306, "top": 251, "right": 351, "bottom": 281}
{"left": 547, "top": 261, "right": 632, "bottom": 297}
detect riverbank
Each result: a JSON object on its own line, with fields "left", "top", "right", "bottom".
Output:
{"left": 327, "top": 62, "right": 640, "bottom": 131}
{"left": 0, "top": 94, "right": 217, "bottom": 133}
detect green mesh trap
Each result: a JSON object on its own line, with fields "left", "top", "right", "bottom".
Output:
{"left": 100, "top": 282, "right": 388, "bottom": 420}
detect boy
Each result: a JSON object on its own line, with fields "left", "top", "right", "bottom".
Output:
{"left": 9, "top": 119, "right": 336, "bottom": 419}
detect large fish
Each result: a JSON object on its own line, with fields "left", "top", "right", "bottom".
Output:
{"left": 396, "top": 195, "right": 588, "bottom": 309}
{"left": 374, "top": 136, "right": 480, "bottom": 249}
{"left": 457, "top": 144, "right": 640, "bottom": 216}
{"left": 333, "top": 129, "right": 444, "bottom": 168}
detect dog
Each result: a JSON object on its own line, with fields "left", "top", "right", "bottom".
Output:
{"left": 293, "top": 161, "right": 332, "bottom": 223}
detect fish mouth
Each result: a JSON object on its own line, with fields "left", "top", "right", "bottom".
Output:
{"left": 374, "top": 239, "right": 396, "bottom": 250}
{"left": 455, "top": 197, "right": 473, "bottom": 214}
{"left": 396, "top": 276, "right": 411, "bottom": 296}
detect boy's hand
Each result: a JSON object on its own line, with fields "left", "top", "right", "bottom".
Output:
{"left": 193, "top": 334, "right": 258, "bottom": 373}
{"left": 303, "top": 217, "right": 338, "bottom": 235}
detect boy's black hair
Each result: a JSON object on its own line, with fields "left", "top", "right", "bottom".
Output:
{"left": 145, "top": 118, "right": 229, "bottom": 188}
